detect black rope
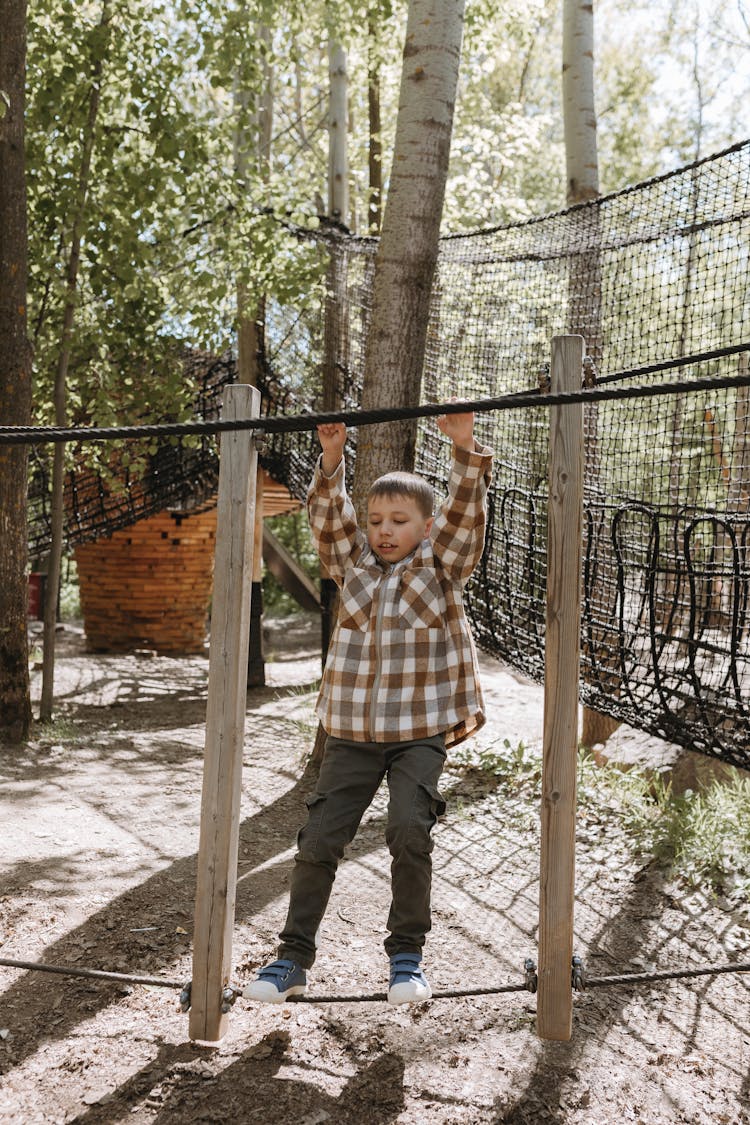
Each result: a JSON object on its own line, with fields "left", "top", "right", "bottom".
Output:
{"left": 3, "top": 955, "right": 746, "bottom": 1003}
{"left": 288, "top": 961, "right": 750, "bottom": 1002}
{"left": 3, "top": 359, "right": 750, "bottom": 448}
{"left": 585, "top": 962, "right": 750, "bottom": 990}
{"left": 0, "top": 955, "right": 184, "bottom": 990}
{"left": 290, "top": 982, "right": 529, "bottom": 1004}
{"left": 596, "top": 341, "right": 750, "bottom": 385}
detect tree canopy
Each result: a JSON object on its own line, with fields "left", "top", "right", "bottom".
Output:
{"left": 21, "top": 0, "right": 749, "bottom": 436}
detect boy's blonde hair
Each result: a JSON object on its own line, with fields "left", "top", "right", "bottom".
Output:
{"left": 367, "top": 471, "right": 434, "bottom": 518}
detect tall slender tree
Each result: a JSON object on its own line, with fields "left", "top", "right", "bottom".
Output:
{"left": 562, "top": 0, "right": 621, "bottom": 749}
{"left": 0, "top": 0, "right": 33, "bottom": 743}
{"left": 353, "top": 0, "right": 466, "bottom": 512}
{"left": 367, "top": 6, "right": 384, "bottom": 234}
{"left": 39, "top": 0, "right": 113, "bottom": 722}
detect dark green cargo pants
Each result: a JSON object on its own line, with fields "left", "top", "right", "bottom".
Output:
{"left": 277, "top": 733, "right": 446, "bottom": 968}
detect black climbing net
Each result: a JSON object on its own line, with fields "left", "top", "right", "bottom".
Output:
{"left": 261, "top": 139, "right": 750, "bottom": 771}
{"left": 26, "top": 139, "right": 750, "bottom": 770}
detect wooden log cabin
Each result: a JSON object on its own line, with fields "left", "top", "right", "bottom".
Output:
{"left": 74, "top": 469, "right": 316, "bottom": 655}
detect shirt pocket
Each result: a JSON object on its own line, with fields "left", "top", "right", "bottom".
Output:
{"left": 337, "top": 566, "right": 376, "bottom": 630}
{"left": 398, "top": 568, "right": 446, "bottom": 630}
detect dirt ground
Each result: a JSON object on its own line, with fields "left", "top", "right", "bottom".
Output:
{"left": 1, "top": 614, "right": 748, "bottom": 1125}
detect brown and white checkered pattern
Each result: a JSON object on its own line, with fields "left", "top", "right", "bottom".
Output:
{"left": 307, "top": 443, "right": 493, "bottom": 750}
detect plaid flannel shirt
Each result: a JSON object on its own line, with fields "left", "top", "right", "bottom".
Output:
{"left": 308, "top": 442, "right": 493, "bottom": 749}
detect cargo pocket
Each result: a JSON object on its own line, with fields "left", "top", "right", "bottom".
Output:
{"left": 417, "top": 781, "right": 447, "bottom": 831}
{"left": 297, "top": 791, "right": 328, "bottom": 857}
{"left": 399, "top": 568, "right": 446, "bottom": 630}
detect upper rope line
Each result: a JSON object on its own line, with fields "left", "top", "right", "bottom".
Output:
{"left": 2, "top": 348, "right": 750, "bottom": 447}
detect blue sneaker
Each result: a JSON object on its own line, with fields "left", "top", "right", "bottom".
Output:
{"left": 243, "top": 958, "right": 307, "bottom": 1004}
{"left": 388, "top": 953, "right": 432, "bottom": 1005}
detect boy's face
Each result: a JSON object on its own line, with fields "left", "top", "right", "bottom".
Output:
{"left": 367, "top": 493, "right": 433, "bottom": 564}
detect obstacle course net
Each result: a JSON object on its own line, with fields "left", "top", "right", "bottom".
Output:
{"left": 27, "top": 140, "right": 750, "bottom": 770}
{"left": 261, "top": 141, "right": 750, "bottom": 771}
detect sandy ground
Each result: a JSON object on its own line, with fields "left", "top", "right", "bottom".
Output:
{"left": 0, "top": 615, "right": 748, "bottom": 1124}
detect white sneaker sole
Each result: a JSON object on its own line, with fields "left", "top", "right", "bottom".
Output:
{"left": 387, "top": 981, "right": 432, "bottom": 1006}
{"left": 242, "top": 981, "right": 306, "bottom": 1004}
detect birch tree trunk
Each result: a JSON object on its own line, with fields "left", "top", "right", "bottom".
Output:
{"left": 39, "top": 0, "right": 112, "bottom": 721}
{"left": 562, "top": 0, "right": 599, "bottom": 204}
{"left": 562, "top": 0, "right": 618, "bottom": 748}
{"left": 367, "top": 10, "right": 383, "bottom": 234}
{"left": 312, "top": 38, "right": 351, "bottom": 763}
{"left": 0, "top": 0, "right": 33, "bottom": 743}
{"left": 327, "top": 41, "right": 349, "bottom": 225}
{"left": 353, "top": 0, "right": 466, "bottom": 512}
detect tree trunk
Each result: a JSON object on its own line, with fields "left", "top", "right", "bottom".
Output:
{"left": 353, "top": 0, "right": 466, "bottom": 514}
{"left": 562, "top": 0, "right": 614, "bottom": 750}
{"left": 235, "top": 21, "right": 274, "bottom": 687}
{"left": 367, "top": 10, "right": 383, "bottom": 234}
{"left": 562, "top": 0, "right": 599, "bottom": 205}
{"left": 0, "top": 0, "right": 33, "bottom": 743}
{"left": 327, "top": 41, "right": 349, "bottom": 225}
{"left": 39, "top": 0, "right": 112, "bottom": 722}
{"left": 312, "top": 38, "right": 351, "bottom": 764}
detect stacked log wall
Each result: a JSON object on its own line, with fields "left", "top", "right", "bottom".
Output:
{"left": 75, "top": 508, "right": 217, "bottom": 653}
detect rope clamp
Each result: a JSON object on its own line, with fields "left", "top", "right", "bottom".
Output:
{"left": 251, "top": 429, "right": 268, "bottom": 454}
{"left": 524, "top": 957, "right": 538, "bottom": 994}
{"left": 538, "top": 364, "right": 551, "bottom": 394}
{"left": 179, "top": 981, "right": 192, "bottom": 1012}
{"left": 582, "top": 356, "right": 598, "bottom": 388}
{"left": 572, "top": 955, "right": 586, "bottom": 992}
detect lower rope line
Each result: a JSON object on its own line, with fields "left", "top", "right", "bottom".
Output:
{"left": 290, "top": 963, "right": 750, "bottom": 1003}
{"left": 291, "top": 982, "right": 530, "bottom": 1004}
{"left": 0, "top": 956, "right": 184, "bottom": 990}
{"left": 585, "top": 962, "right": 750, "bottom": 989}
{"left": 2, "top": 955, "right": 747, "bottom": 1004}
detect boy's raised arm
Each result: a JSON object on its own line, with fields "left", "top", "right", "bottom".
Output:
{"left": 431, "top": 408, "right": 492, "bottom": 583}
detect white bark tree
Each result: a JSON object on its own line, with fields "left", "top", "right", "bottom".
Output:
{"left": 562, "top": 0, "right": 619, "bottom": 749}
{"left": 327, "top": 40, "right": 349, "bottom": 225}
{"left": 563, "top": 0, "right": 599, "bottom": 204}
{"left": 353, "top": 0, "right": 466, "bottom": 510}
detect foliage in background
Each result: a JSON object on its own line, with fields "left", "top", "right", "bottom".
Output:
{"left": 23, "top": 0, "right": 750, "bottom": 436}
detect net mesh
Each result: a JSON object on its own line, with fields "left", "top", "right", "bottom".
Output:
{"left": 27, "top": 140, "right": 750, "bottom": 770}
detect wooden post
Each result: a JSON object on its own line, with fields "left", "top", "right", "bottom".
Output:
{"left": 537, "top": 334, "right": 584, "bottom": 1042}
{"left": 190, "top": 384, "right": 259, "bottom": 1042}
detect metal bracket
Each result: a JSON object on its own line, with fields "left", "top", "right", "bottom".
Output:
{"left": 524, "top": 957, "right": 538, "bottom": 994}
{"left": 221, "top": 984, "right": 242, "bottom": 1013}
{"left": 179, "top": 981, "right": 192, "bottom": 1012}
{"left": 538, "top": 364, "right": 551, "bottom": 394}
{"left": 572, "top": 955, "right": 586, "bottom": 992}
{"left": 251, "top": 429, "right": 268, "bottom": 454}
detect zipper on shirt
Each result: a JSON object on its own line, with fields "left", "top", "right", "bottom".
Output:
{"left": 369, "top": 565, "right": 392, "bottom": 740}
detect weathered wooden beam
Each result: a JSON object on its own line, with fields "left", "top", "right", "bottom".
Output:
{"left": 537, "top": 334, "right": 584, "bottom": 1042}
{"left": 190, "top": 384, "right": 259, "bottom": 1042}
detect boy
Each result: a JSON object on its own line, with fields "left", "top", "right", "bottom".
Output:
{"left": 245, "top": 408, "right": 493, "bottom": 1005}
